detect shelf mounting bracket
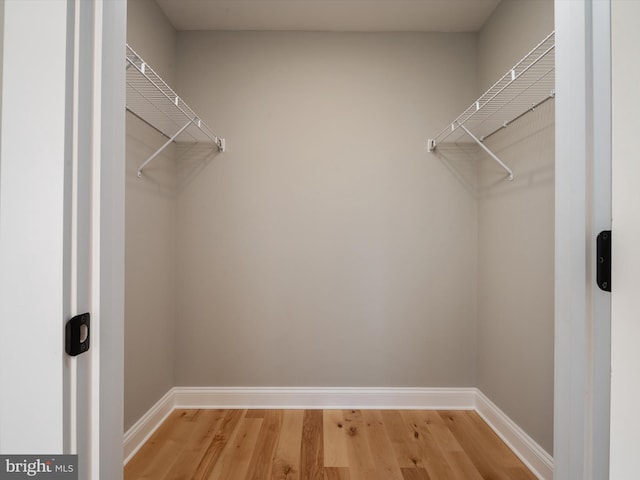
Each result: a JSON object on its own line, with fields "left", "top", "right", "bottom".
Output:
{"left": 137, "top": 120, "right": 193, "bottom": 177}
{"left": 459, "top": 124, "right": 514, "bottom": 181}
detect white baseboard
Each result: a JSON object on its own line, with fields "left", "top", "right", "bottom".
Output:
{"left": 475, "top": 390, "right": 553, "bottom": 480}
{"left": 123, "top": 389, "right": 175, "bottom": 464}
{"left": 123, "top": 386, "right": 553, "bottom": 480}
{"left": 173, "top": 386, "right": 477, "bottom": 410}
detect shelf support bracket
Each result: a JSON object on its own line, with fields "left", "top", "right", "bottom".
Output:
{"left": 137, "top": 120, "right": 193, "bottom": 177}
{"left": 459, "top": 124, "right": 514, "bottom": 181}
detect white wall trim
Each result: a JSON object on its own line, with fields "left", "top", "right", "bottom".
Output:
{"left": 123, "top": 389, "right": 175, "bottom": 464}
{"left": 124, "top": 387, "right": 553, "bottom": 479}
{"left": 475, "top": 390, "right": 553, "bottom": 480}
{"left": 173, "top": 386, "right": 477, "bottom": 410}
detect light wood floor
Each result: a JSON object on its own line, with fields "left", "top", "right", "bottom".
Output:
{"left": 124, "top": 409, "right": 537, "bottom": 480}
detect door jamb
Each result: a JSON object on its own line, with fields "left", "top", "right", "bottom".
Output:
{"left": 554, "top": 1, "right": 611, "bottom": 478}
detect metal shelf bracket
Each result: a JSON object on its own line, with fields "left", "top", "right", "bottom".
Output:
{"left": 428, "top": 125, "right": 514, "bottom": 181}
{"left": 135, "top": 123, "right": 226, "bottom": 177}
{"left": 137, "top": 121, "right": 192, "bottom": 177}
{"left": 460, "top": 125, "right": 513, "bottom": 181}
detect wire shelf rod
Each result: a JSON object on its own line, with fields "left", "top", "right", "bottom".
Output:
{"left": 125, "top": 107, "right": 171, "bottom": 140}
{"left": 469, "top": 68, "right": 555, "bottom": 141}
{"left": 480, "top": 90, "right": 555, "bottom": 142}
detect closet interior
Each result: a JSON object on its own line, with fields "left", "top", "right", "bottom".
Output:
{"left": 125, "top": 0, "right": 555, "bottom": 476}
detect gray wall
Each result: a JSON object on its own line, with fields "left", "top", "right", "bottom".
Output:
{"left": 173, "top": 31, "right": 479, "bottom": 388}
{"left": 125, "top": 0, "right": 178, "bottom": 430}
{"left": 476, "top": 0, "right": 555, "bottom": 453}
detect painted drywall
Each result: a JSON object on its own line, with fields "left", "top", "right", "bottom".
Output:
{"left": 611, "top": 1, "right": 640, "bottom": 476}
{"left": 476, "top": 0, "right": 555, "bottom": 454}
{"left": 476, "top": 0, "right": 555, "bottom": 93}
{"left": 173, "top": 31, "right": 479, "bottom": 388}
{"left": 125, "top": 0, "right": 178, "bottom": 431}
{"left": 126, "top": 0, "right": 177, "bottom": 85}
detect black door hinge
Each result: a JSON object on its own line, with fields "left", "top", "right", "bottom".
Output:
{"left": 65, "top": 313, "right": 90, "bottom": 356}
{"left": 597, "top": 230, "right": 611, "bottom": 292}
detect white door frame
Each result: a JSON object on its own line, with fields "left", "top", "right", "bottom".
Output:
{"left": 0, "top": 1, "right": 125, "bottom": 478}
{"left": 86, "top": 0, "right": 126, "bottom": 478}
{"left": 554, "top": 1, "right": 611, "bottom": 479}
{"left": 0, "top": 0, "right": 70, "bottom": 453}
{"left": 69, "top": 1, "right": 126, "bottom": 476}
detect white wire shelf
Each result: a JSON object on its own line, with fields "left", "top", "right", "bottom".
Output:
{"left": 126, "top": 44, "right": 225, "bottom": 177}
{"left": 428, "top": 31, "right": 555, "bottom": 181}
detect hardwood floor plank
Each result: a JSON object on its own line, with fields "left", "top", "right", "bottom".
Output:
{"left": 361, "top": 410, "right": 403, "bottom": 480}
{"left": 124, "top": 409, "right": 185, "bottom": 479}
{"left": 441, "top": 410, "right": 507, "bottom": 478}
{"left": 207, "top": 416, "right": 263, "bottom": 480}
{"left": 400, "top": 467, "right": 431, "bottom": 480}
{"left": 399, "top": 411, "right": 457, "bottom": 479}
{"left": 447, "top": 450, "right": 490, "bottom": 480}
{"left": 324, "top": 467, "right": 351, "bottom": 480}
{"left": 271, "top": 410, "right": 304, "bottom": 480}
{"left": 162, "top": 409, "right": 229, "bottom": 479}
{"left": 465, "top": 410, "right": 527, "bottom": 468}
{"left": 507, "top": 467, "right": 543, "bottom": 480}
{"left": 245, "top": 410, "right": 283, "bottom": 480}
{"left": 420, "top": 410, "right": 463, "bottom": 453}
{"left": 300, "top": 410, "right": 324, "bottom": 480}
{"left": 191, "top": 408, "right": 244, "bottom": 479}
{"left": 348, "top": 467, "right": 393, "bottom": 480}
{"left": 125, "top": 409, "right": 200, "bottom": 480}
{"left": 342, "top": 410, "right": 375, "bottom": 469}
{"left": 379, "top": 410, "right": 424, "bottom": 469}
{"left": 440, "top": 410, "right": 537, "bottom": 480}
{"left": 411, "top": 411, "right": 483, "bottom": 480}
{"left": 323, "top": 410, "right": 349, "bottom": 468}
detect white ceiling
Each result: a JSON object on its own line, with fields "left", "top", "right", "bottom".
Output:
{"left": 155, "top": 0, "right": 502, "bottom": 33}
